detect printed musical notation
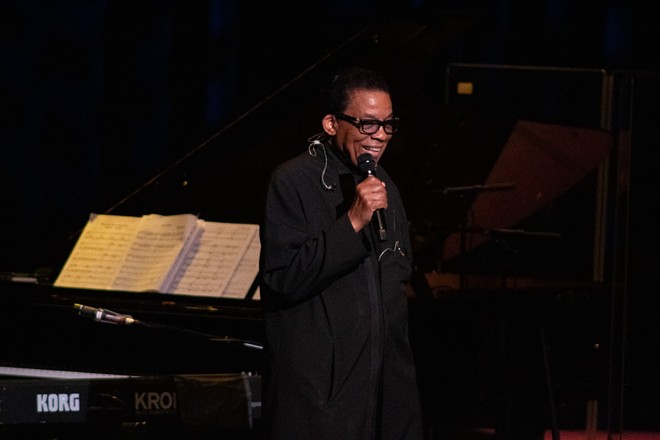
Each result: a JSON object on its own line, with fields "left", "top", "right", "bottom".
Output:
{"left": 168, "top": 222, "right": 259, "bottom": 297}
{"left": 54, "top": 213, "right": 260, "bottom": 299}
{"left": 53, "top": 214, "right": 141, "bottom": 290}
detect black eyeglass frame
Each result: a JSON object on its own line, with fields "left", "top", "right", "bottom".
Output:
{"left": 334, "top": 113, "right": 400, "bottom": 135}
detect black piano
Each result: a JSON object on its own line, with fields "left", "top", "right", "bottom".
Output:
{"left": 0, "top": 280, "right": 265, "bottom": 439}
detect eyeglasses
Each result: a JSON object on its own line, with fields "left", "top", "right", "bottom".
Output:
{"left": 334, "top": 113, "right": 400, "bottom": 135}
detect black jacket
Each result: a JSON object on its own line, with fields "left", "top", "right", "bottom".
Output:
{"left": 260, "top": 143, "right": 423, "bottom": 440}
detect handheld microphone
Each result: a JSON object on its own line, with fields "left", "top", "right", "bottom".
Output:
{"left": 357, "top": 153, "right": 387, "bottom": 242}
{"left": 73, "top": 303, "right": 137, "bottom": 325}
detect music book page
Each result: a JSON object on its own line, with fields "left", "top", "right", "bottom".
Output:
{"left": 223, "top": 227, "right": 260, "bottom": 298}
{"left": 54, "top": 214, "right": 140, "bottom": 290}
{"left": 167, "top": 222, "right": 259, "bottom": 297}
{"left": 110, "top": 213, "right": 199, "bottom": 292}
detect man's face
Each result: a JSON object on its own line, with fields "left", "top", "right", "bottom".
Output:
{"left": 330, "top": 89, "right": 394, "bottom": 166}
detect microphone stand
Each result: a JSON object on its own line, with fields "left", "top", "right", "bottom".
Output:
{"left": 133, "top": 317, "right": 264, "bottom": 351}
{"left": 72, "top": 303, "right": 264, "bottom": 351}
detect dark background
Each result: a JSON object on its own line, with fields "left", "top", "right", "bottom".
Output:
{"left": 1, "top": 0, "right": 659, "bottom": 435}
{"left": 3, "top": 0, "right": 660, "bottom": 274}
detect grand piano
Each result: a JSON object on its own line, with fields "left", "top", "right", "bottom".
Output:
{"left": 0, "top": 12, "right": 616, "bottom": 440}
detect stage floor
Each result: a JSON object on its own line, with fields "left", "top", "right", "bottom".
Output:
{"left": 430, "top": 428, "right": 660, "bottom": 440}
{"left": 543, "top": 431, "right": 660, "bottom": 440}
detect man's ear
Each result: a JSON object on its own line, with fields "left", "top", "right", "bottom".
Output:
{"left": 322, "top": 114, "right": 336, "bottom": 136}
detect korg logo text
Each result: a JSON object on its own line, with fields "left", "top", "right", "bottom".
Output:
{"left": 135, "top": 391, "right": 177, "bottom": 411}
{"left": 36, "top": 393, "right": 81, "bottom": 413}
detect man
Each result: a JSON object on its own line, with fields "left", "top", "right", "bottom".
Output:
{"left": 259, "top": 66, "right": 423, "bottom": 439}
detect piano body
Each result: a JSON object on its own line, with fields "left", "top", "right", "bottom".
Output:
{"left": 0, "top": 12, "right": 619, "bottom": 440}
{"left": 0, "top": 281, "right": 265, "bottom": 438}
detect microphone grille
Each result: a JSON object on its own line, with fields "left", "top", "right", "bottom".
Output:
{"left": 357, "top": 153, "right": 377, "bottom": 176}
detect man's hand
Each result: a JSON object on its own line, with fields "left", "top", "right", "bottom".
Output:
{"left": 348, "top": 176, "right": 387, "bottom": 233}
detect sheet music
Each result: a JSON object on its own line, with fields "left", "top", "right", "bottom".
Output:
{"left": 54, "top": 214, "right": 140, "bottom": 290}
{"left": 167, "top": 222, "right": 259, "bottom": 297}
{"left": 54, "top": 213, "right": 259, "bottom": 298}
{"left": 111, "top": 214, "right": 198, "bottom": 292}
{"left": 223, "top": 228, "right": 261, "bottom": 298}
